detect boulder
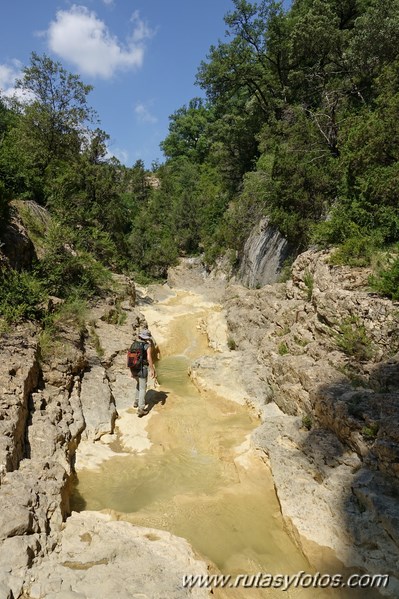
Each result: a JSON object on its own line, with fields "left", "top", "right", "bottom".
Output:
{"left": 27, "top": 512, "right": 210, "bottom": 599}
{"left": 79, "top": 366, "right": 116, "bottom": 441}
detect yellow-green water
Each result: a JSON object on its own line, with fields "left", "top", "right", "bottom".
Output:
{"left": 71, "top": 292, "right": 383, "bottom": 599}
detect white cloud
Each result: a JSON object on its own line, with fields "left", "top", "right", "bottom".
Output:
{"left": 0, "top": 60, "right": 22, "bottom": 98}
{"left": 107, "top": 146, "right": 129, "bottom": 164}
{"left": 135, "top": 102, "right": 158, "bottom": 124}
{"left": 103, "top": 0, "right": 114, "bottom": 5}
{"left": 130, "top": 10, "right": 154, "bottom": 43}
{"left": 0, "top": 60, "right": 34, "bottom": 103}
{"left": 47, "top": 5, "right": 154, "bottom": 78}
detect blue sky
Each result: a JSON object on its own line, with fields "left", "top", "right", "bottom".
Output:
{"left": 0, "top": 1, "right": 289, "bottom": 168}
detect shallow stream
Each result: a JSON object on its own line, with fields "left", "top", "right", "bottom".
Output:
{"left": 71, "top": 289, "right": 380, "bottom": 599}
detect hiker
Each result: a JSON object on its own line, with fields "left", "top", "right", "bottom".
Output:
{"left": 127, "top": 328, "right": 157, "bottom": 417}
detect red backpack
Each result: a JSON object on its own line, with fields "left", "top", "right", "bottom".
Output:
{"left": 127, "top": 340, "right": 146, "bottom": 373}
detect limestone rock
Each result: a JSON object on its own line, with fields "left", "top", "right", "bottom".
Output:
{"left": 0, "top": 582, "right": 13, "bottom": 599}
{"left": 0, "top": 212, "right": 37, "bottom": 270}
{"left": 252, "top": 405, "right": 399, "bottom": 595}
{"left": 0, "top": 324, "right": 39, "bottom": 474}
{"left": 238, "top": 217, "right": 295, "bottom": 287}
{"left": 224, "top": 247, "right": 399, "bottom": 596}
{"left": 28, "top": 512, "right": 210, "bottom": 599}
{"left": 79, "top": 366, "right": 116, "bottom": 441}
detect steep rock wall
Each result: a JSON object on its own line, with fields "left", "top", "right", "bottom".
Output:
{"left": 237, "top": 218, "right": 294, "bottom": 287}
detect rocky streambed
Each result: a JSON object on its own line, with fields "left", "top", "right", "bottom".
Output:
{"left": 0, "top": 252, "right": 398, "bottom": 598}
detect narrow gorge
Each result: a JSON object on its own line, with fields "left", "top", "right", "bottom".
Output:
{"left": 0, "top": 251, "right": 398, "bottom": 599}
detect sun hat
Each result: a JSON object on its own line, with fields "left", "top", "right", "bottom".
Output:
{"left": 138, "top": 329, "right": 152, "bottom": 340}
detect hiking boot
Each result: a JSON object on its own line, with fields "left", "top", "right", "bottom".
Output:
{"left": 137, "top": 408, "right": 148, "bottom": 417}
{"left": 133, "top": 401, "right": 138, "bottom": 408}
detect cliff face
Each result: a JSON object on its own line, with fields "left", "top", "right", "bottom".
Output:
{"left": 225, "top": 249, "right": 399, "bottom": 594}
{"left": 237, "top": 218, "right": 295, "bottom": 287}
{"left": 0, "top": 319, "right": 86, "bottom": 597}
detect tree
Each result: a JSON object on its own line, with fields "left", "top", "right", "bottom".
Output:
{"left": 4, "top": 53, "right": 96, "bottom": 201}
{"left": 15, "top": 52, "right": 95, "bottom": 155}
{"left": 197, "top": 1, "right": 289, "bottom": 114}
{"left": 160, "top": 98, "right": 213, "bottom": 163}
{"left": 0, "top": 97, "right": 18, "bottom": 227}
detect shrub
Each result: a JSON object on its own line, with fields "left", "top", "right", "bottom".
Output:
{"left": 103, "top": 299, "right": 127, "bottom": 326}
{"left": 0, "top": 181, "right": 10, "bottom": 231}
{"left": 14, "top": 199, "right": 50, "bottom": 249}
{"left": 39, "top": 298, "right": 88, "bottom": 362}
{"left": 36, "top": 222, "right": 112, "bottom": 299}
{"left": 89, "top": 323, "right": 104, "bottom": 358}
{"left": 227, "top": 337, "right": 237, "bottom": 350}
{"left": 51, "top": 298, "right": 88, "bottom": 332}
{"left": 278, "top": 341, "right": 289, "bottom": 355}
{"left": 362, "top": 422, "right": 379, "bottom": 440}
{"left": 329, "top": 235, "right": 377, "bottom": 267}
{"left": 369, "top": 252, "right": 399, "bottom": 300}
{"left": 301, "top": 414, "right": 312, "bottom": 430}
{"left": 334, "top": 316, "right": 374, "bottom": 361}
{"left": 278, "top": 258, "right": 294, "bottom": 283}
{"left": 0, "top": 268, "right": 45, "bottom": 323}
{"left": 39, "top": 246, "right": 111, "bottom": 299}
{"left": 303, "top": 269, "right": 314, "bottom": 301}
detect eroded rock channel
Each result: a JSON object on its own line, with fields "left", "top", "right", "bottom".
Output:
{"left": 71, "top": 287, "right": 319, "bottom": 594}
{"left": 0, "top": 255, "right": 398, "bottom": 598}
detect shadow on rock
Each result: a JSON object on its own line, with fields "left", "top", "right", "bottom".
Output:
{"left": 312, "top": 356, "right": 399, "bottom": 597}
{"left": 145, "top": 389, "right": 169, "bottom": 413}
{"left": 68, "top": 474, "right": 87, "bottom": 513}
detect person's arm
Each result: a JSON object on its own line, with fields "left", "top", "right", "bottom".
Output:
{"left": 146, "top": 345, "right": 156, "bottom": 378}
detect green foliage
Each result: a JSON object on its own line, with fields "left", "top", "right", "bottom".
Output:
{"left": 227, "top": 337, "right": 237, "bottom": 350}
{"left": 0, "top": 269, "right": 45, "bottom": 324}
{"left": 102, "top": 299, "right": 127, "bottom": 326}
{"left": 45, "top": 148, "right": 129, "bottom": 268}
{"left": 294, "top": 335, "right": 309, "bottom": 347}
{"left": 1, "top": 53, "right": 95, "bottom": 202}
{"left": 89, "top": 323, "right": 104, "bottom": 358}
{"left": 37, "top": 223, "right": 112, "bottom": 299}
{"left": 3, "top": 0, "right": 399, "bottom": 294}
{"left": 51, "top": 298, "right": 88, "bottom": 332}
{"left": 328, "top": 236, "right": 374, "bottom": 267}
{"left": 39, "top": 298, "right": 88, "bottom": 362}
{"left": 160, "top": 98, "right": 213, "bottom": 163}
{"left": 362, "top": 422, "right": 379, "bottom": 440}
{"left": 369, "top": 251, "right": 399, "bottom": 300}
{"left": 334, "top": 316, "right": 374, "bottom": 362}
{"left": 278, "top": 258, "right": 294, "bottom": 283}
{"left": 301, "top": 414, "right": 313, "bottom": 431}
{"left": 0, "top": 180, "right": 10, "bottom": 230}
{"left": 303, "top": 269, "right": 314, "bottom": 301}
{"left": 278, "top": 341, "right": 289, "bottom": 355}
{"left": 128, "top": 205, "right": 179, "bottom": 279}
